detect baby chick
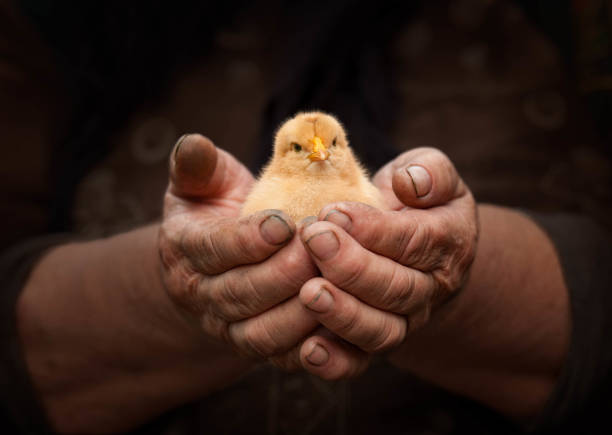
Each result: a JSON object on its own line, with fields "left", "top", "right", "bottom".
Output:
{"left": 241, "top": 111, "right": 385, "bottom": 222}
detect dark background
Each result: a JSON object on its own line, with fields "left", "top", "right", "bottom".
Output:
{"left": 0, "top": 1, "right": 611, "bottom": 434}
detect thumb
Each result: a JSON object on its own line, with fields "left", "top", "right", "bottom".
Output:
{"left": 389, "top": 147, "right": 466, "bottom": 208}
{"left": 169, "top": 133, "right": 253, "bottom": 200}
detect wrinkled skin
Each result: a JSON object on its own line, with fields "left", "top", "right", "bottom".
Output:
{"left": 159, "top": 134, "right": 318, "bottom": 367}
{"left": 159, "top": 135, "right": 478, "bottom": 378}
{"left": 296, "top": 147, "right": 478, "bottom": 379}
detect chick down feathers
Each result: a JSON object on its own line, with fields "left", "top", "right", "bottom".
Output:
{"left": 241, "top": 111, "right": 386, "bottom": 222}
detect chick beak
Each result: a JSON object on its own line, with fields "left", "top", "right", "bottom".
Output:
{"left": 308, "top": 136, "right": 329, "bottom": 162}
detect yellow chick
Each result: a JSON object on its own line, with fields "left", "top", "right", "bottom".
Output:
{"left": 241, "top": 111, "right": 385, "bottom": 222}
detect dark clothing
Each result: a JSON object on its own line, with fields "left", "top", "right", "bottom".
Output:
{"left": 1, "top": 0, "right": 611, "bottom": 433}
{"left": 530, "top": 214, "right": 612, "bottom": 434}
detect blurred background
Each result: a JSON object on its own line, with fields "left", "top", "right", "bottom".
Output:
{"left": 1, "top": 0, "right": 611, "bottom": 433}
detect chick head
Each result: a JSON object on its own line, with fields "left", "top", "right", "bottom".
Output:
{"left": 271, "top": 111, "right": 355, "bottom": 176}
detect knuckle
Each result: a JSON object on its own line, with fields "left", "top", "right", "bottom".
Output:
{"left": 181, "top": 225, "right": 217, "bottom": 271}
{"left": 369, "top": 318, "right": 406, "bottom": 353}
{"left": 235, "top": 219, "right": 262, "bottom": 263}
{"left": 398, "top": 223, "right": 431, "bottom": 267}
{"left": 435, "top": 265, "right": 462, "bottom": 294}
{"left": 216, "top": 273, "right": 254, "bottom": 320}
{"left": 242, "top": 320, "right": 283, "bottom": 357}
{"left": 167, "top": 270, "right": 206, "bottom": 314}
{"left": 202, "top": 227, "right": 227, "bottom": 271}
{"left": 335, "top": 300, "right": 361, "bottom": 337}
{"left": 278, "top": 246, "right": 316, "bottom": 288}
{"left": 158, "top": 227, "right": 180, "bottom": 269}
{"left": 401, "top": 216, "right": 453, "bottom": 271}
{"left": 432, "top": 266, "right": 456, "bottom": 296}
{"left": 184, "top": 273, "right": 201, "bottom": 302}
{"left": 380, "top": 268, "right": 413, "bottom": 313}
{"left": 335, "top": 257, "right": 366, "bottom": 291}
{"left": 391, "top": 222, "right": 414, "bottom": 264}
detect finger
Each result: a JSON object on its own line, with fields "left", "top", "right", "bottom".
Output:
{"left": 372, "top": 147, "right": 466, "bottom": 209}
{"left": 300, "top": 328, "right": 370, "bottom": 381}
{"left": 318, "top": 202, "right": 476, "bottom": 273}
{"left": 300, "top": 278, "right": 409, "bottom": 353}
{"left": 228, "top": 296, "right": 318, "bottom": 358}
{"left": 301, "top": 221, "right": 435, "bottom": 314}
{"left": 204, "top": 235, "right": 318, "bottom": 321}
{"left": 169, "top": 133, "right": 254, "bottom": 200}
{"left": 182, "top": 209, "right": 295, "bottom": 275}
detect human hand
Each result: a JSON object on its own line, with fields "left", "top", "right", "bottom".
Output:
{"left": 296, "top": 147, "right": 478, "bottom": 379}
{"left": 159, "top": 134, "right": 319, "bottom": 364}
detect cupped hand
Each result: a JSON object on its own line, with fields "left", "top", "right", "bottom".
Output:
{"left": 296, "top": 147, "right": 479, "bottom": 379}
{"left": 159, "top": 134, "right": 318, "bottom": 365}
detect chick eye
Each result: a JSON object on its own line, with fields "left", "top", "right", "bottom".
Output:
{"left": 292, "top": 143, "right": 302, "bottom": 152}
{"left": 332, "top": 137, "right": 337, "bottom": 147}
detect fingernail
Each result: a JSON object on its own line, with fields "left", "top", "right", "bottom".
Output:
{"left": 306, "top": 287, "right": 334, "bottom": 313}
{"left": 406, "top": 165, "right": 432, "bottom": 198}
{"left": 260, "top": 214, "right": 293, "bottom": 245}
{"left": 306, "top": 344, "right": 329, "bottom": 366}
{"left": 173, "top": 134, "right": 189, "bottom": 159}
{"left": 324, "top": 210, "right": 352, "bottom": 231}
{"left": 300, "top": 216, "right": 317, "bottom": 230}
{"left": 306, "top": 231, "right": 339, "bottom": 261}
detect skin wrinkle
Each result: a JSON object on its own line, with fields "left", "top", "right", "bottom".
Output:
{"left": 400, "top": 220, "right": 430, "bottom": 269}
{"left": 395, "top": 268, "right": 422, "bottom": 315}
{"left": 238, "top": 317, "right": 275, "bottom": 357}
{"left": 333, "top": 244, "right": 369, "bottom": 292}
{"left": 334, "top": 295, "right": 362, "bottom": 341}
{"left": 217, "top": 271, "right": 252, "bottom": 321}
{"left": 234, "top": 220, "right": 262, "bottom": 263}
{"left": 393, "top": 214, "right": 415, "bottom": 265}
{"left": 200, "top": 226, "right": 225, "bottom": 275}
{"left": 401, "top": 271, "right": 430, "bottom": 317}
{"left": 274, "top": 254, "right": 311, "bottom": 294}
{"left": 378, "top": 262, "right": 404, "bottom": 312}
{"left": 369, "top": 315, "right": 400, "bottom": 353}
{"left": 262, "top": 304, "right": 308, "bottom": 356}
{"left": 237, "top": 269, "right": 269, "bottom": 314}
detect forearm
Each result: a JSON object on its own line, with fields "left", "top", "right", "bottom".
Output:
{"left": 389, "top": 204, "right": 570, "bottom": 419}
{"left": 17, "top": 225, "right": 251, "bottom": 433}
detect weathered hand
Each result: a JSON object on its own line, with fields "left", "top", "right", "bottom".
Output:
{"left": 296, "top": 147, "right": 478, "bottom": 379}
{"left": 159, "top": 134, "right": 318, "bottom": 364}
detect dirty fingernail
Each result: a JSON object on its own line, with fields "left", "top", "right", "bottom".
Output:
{"left": 306, "top": 344, "right": 329, "bottom": 366}
{"left": 300, "top": 216, "right": 318, "bottom": 230}
{"left": 306, "top": 231, "right": 339, "bottom": 261}
{"left": 406, "top": 165, "right": 432, "bottom": 198}
{"left": 306, "top": 287, "right": 334, "bottom": 313}
{"left": 324, "top": 210, "right": 352, "bottom": 231}
{"left": 260, "top": 214, "right": 293, "bottom": 245}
